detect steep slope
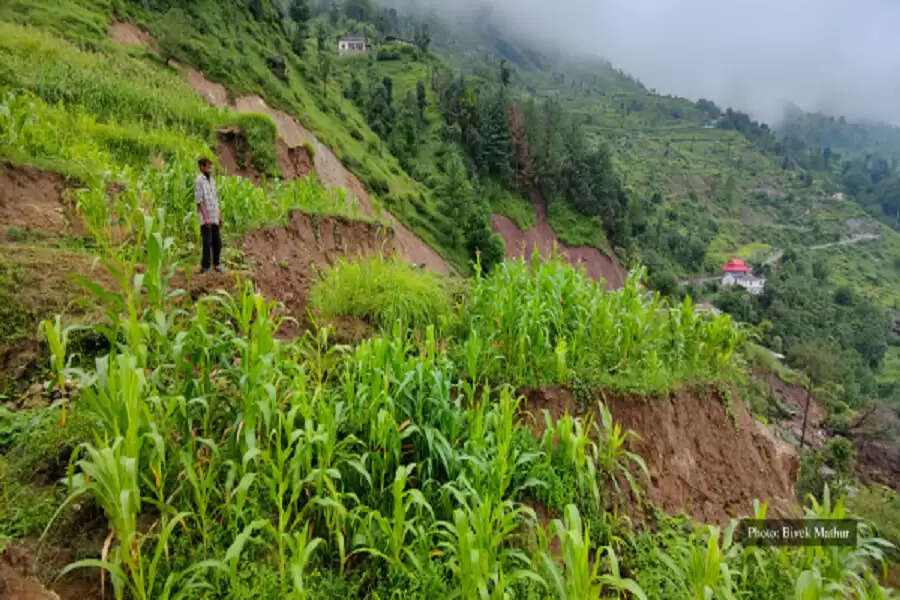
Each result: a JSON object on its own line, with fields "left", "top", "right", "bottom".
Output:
{"left": 525, "top": 386, "right": 799, "bottom": 524}
{"left": 492, "top": 191, "right": 626, "bottom": 289}
{"left": 110, "top": 23, "right": 452, "bottom": 276}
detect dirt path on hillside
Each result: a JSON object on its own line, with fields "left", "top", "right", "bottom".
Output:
{"left": 522, "top": 385, "right": 799, "bottom": 524}
{"left": 809, "top": 233, "right": 880, "bottom": 250}
{"left": 492, "top": 191, "right": 626, "bottom": 290}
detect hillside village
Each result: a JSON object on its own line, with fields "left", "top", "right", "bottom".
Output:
{"left": 0, "top": 1, "right": 897, "bottom": 598}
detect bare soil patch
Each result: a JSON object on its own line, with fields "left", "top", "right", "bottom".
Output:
{"left": 108, "top": 22, "right": 156, "bottom": 51}
{"left": 216, "top": 128, "right": 261, "bottom": 183}
{"left": 755, "top": 370, "right": 826, "bottom": 447}
{"left": 239, "top": 211, "right": 396, "bottom": 336}
{"left": 1, "top": 535, "right": 106, "bottom": 600}
{"left": 181, "top": 64, "right": 229, "bottom": 107}
{"left": 492, "top": 192, "right": 626, "bottom": 290}
{"left": 276, "top": 140, "right": 313, "bottom": 181}
{"left": 855, "top": 438, "right": 900, "bottom": 492}
{"left": 0, "top": 162, "right": 80, "bottom": 241}
{"left": 217, "top": 130, "right": 312, "bottom": 183}
{"left": 522, "top": 385, "right": 799, "bottom": 525}
{"left": 0, "top": 243, "right": 114, "bottom": 392}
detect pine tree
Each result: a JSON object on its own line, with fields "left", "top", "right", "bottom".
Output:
{"left": 438, "top": 153, "right": 474, "bottom": 247}
{"left": 290, "top": 0, "right": 310, "bottom": 22}
{"left": 413, "top": 23, "right": 430, "bottom": 57}
{"left": 416, "top": 81, "right": 427, "bottom": 118}
{"left": 317, "top": 53, "right": 332, "bottom": 96}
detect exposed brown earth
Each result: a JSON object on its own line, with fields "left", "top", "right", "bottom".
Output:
{"left": 107, "top": 22, "right": 156, "bottom": 50}
{"left": 229, "top": 95, "right": 450, "bottom": 275}
{"left": 522, "top": 385, "right": 800, "bottom": 524}
{"left": 239, "top": 211, "right": 395, "bottom": 337}
{"left": 276, "top": 140, "right": 314, "bottom": 181}
{"left": 216, "top": 128, "right": 261, "bottom": 183}
{"left": 0, "top": 243, "right": 115, "bottom": 392}
{"left": 492, "top": 191, "right": 626, "bottom": 290}
{"left": 855, "top": 437, "right": 900, "bottom": 492}
{"left": 217, "top": 129, "right": 313, "bottom": 183}
{"left": 755, "top": 370, "right": 826, "bottom": 447}
{"left": 0, "top": 162, "right": 81, "bottom": 241}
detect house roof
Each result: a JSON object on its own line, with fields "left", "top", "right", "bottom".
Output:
{"left": 340, "top": 35, "right": 366, "bottom": 41}
{"left": 723, "top": 258, "right": 749, "bottom": 272}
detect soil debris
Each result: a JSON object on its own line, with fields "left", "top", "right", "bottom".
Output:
{"left": 754, "top": 370, "right": 826, "bottom": 447}
{"left": 239, "top": 211, "right": 396, "bottom": 336}
{"left": 522, "top": 385, "right": 800, "bottom": 525}
{"left": 0, "top": 162, "right": 80, "bottom": 241}
{"left": 492, "top": 191, "right": 626, "bottom": 290}
{"left": 170, "top": 59, "right": 451, "bottom": 274}
{"left": 107, "top": 22, "right": 157, "bottom": 51}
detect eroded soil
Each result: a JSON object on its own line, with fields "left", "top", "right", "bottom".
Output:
{"left": 0, "top": 163, "right": 80, "bottom": 241}
{"left": 492, "top": 191, "right": 626, "bottom": 290}
{"left": 239, "top": 211, "right": 395, "bottom": 336}
{"left": 522, "top": 385, "right": 800, "bottom": 524}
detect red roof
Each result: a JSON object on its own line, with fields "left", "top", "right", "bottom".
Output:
{"left": 723, "top": 258, "right": 749, "bottom": 272}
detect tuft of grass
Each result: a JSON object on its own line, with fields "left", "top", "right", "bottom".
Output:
{"left": 546, "top": 196, "right": 610, "bottom": 251}
{"left": 484, "top": 180, "right": 536, "bottom": 231}
{"left": 847, "top": 485, "right": 900, "bottom": 557}
{"left": 310, "top": 256, "right": 454, "bottom": 331}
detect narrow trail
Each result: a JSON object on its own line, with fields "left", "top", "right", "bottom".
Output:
{"left": 682, "top": 231, "right": 879, "bottom": 285}
{"left": 491, "top": 191, "right": 626, "bottom": 290}
{"left": 809, "top": 233, "right": 879, "bottom": 250}
{"left": 111, "top": 23, "right": 450, "bottom": 275}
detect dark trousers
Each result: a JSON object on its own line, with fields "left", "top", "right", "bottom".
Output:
{"left": 201, "top": 224, "right": 221, "bottom": 270}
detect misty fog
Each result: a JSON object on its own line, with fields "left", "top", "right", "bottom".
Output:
{"left": 394, "top": 0, "right": 900, "bottom": 127}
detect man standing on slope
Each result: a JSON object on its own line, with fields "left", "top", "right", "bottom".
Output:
{"left": 195, "top": 157, "right": 223, "bottom": 273}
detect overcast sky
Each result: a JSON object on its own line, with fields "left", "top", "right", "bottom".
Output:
{"left": 400, "top": 0, "right": 900, "bottom": 126}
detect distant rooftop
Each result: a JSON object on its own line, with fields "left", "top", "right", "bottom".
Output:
{"left": 723, "top": 258, "right": 749, "bottom": 273}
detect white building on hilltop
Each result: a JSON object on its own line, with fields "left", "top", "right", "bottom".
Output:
{"left": 338, "top": 35, "right": 369, "bottom": 55}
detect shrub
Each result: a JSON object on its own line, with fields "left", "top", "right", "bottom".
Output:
{"left": 309, "top": 256, "right": 453, "bottom": 331}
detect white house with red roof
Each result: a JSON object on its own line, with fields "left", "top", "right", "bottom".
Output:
{"left": 721, "top": 258, "right": 766, "bottom": 295}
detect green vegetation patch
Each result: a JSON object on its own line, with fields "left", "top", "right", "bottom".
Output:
{"left": 310, "top": 255, "right": 454, "bottom": 331}
{"left": 547, "top": 196, "right": 610, "bottom": 250}
{"left": 460, "top": 256, "right": 743, "bottom": 392}
{"left": 484, "top": 180, "right": 536, "bottom": 230}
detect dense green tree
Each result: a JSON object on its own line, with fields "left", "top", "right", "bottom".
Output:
{"left": 344, "top": 74, "right": 362, "bottom": 103}
{"left": 289, "top": 0, "right": 309, "bottom": 22}
{"left": 367, "top": 78, "right": 395, "bottom": 139}
{"left": 317, "top": 52, "right": 332, "bottom": 95}
{"left": 289, "top": 1, "right": 310, "bottom": 56}
{"left": 499, "top": 59, "right": 511, "bottom": 87}
{"left": 416, "top": 80, "right": 427, "bottom": 118}
{"left": 316, "top": 26, "right": 328, "bottom": 52}
{"left": 413, "top": 23, "right": 431, "bottom": 56}
{"left": 875, "top": 176, "right": 900, "bottom": 223}
{"left": 382, "top": 76, "right": 393, "bottom": 105}
{"left": 344, "top": 0, "right": 373, "bottom": 21}
{"left": 438, "top": 153, "right": 474, "bottom": 247}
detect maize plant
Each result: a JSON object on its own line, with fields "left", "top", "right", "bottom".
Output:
{"left": 592, "top": 402, "right": 650, "bottom": 502}
{"left": 538, "top": 504, "right": 647, "bottom": 600}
